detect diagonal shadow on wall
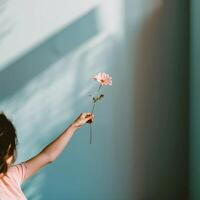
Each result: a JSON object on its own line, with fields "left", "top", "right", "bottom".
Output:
{"left": 0, "top": 6, "right": 112, "bottom": 200}
{"left": 0, "top": 8, "right": 100, "bottom": 102}
{"left": 126, "top": 1, "right": 190, "bottom": 199}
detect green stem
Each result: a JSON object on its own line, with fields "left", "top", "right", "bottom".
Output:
{"left": 98, "top": 84, "right": 102, "bottom": 92}
{"left": 91, "top": 102, "right": 96, "bottom": 113}
{"left": 89, "top": 84, "right": 102, "bottom": 144}
{"left": 90, "top": 102, "right": 96, "bottom": 144}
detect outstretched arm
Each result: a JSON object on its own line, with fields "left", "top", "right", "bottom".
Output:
{"left": 23, "top": 112, "right": 94, "bottom": 181}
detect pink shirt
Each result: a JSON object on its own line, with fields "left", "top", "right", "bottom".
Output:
{"left": 0, "top": 163, "right": 27, "bottom": 200}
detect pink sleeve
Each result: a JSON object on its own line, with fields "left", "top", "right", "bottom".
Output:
{"left": 7, "top": 162, "right": 27, "bottom": 185}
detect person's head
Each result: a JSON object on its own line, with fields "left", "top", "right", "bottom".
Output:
{"left": 0, "top": 112, "right": 18, "bottom": 176}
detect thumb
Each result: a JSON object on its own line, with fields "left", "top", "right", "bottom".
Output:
{"left": 84, "top": 112, "right": 92, "bottom": 117}
{"left": 86, "top": 114, "right": 94, "bottom": 123}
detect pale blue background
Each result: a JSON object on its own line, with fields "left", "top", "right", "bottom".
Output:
{"left": 0, "top": 0, "right": 189, "bottom": 199}
{"left": 190, "top": 0, "right": 200, "bottom": 199}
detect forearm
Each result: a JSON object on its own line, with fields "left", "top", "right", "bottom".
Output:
{"left": 23, "top": 113, "right": 93, "bottom": 180}
{"left": 41, "top": 123, "right": 78, "bottom": 162}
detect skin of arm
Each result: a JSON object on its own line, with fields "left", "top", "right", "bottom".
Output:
{"left": 23, "top": 112, "right": 94, "bottom": 181}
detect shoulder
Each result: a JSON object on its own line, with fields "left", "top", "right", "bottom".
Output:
{"left": 7, "top": 162, "right": 27, "bottom": 185}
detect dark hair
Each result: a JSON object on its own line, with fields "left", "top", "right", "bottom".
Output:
{"left": 0, "top": 112, "right": 18, "bottom": 176}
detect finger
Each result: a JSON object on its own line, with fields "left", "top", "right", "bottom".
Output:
{"left": 86, "top": 115, "right": 94, "bottom": 122}
{"left": 86, "top": 119, "right": 93, "bottom": 123}
{"left": 89, "top": 114, "right": 94, "bottom": 119}
{"left": 89, "top": 115, "right": 94, "bottom": 121}
{"left": 85, "top": 113, "right": 92, "bottom": 117}
{"left": 86, "top": 116, "right": 93, "bottom": 121}
{"left": 83, "top": 112, "right": 90, "bottom": 116}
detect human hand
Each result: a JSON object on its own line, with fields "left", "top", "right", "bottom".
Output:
{"left": 72, "top": 112, "right": 94, "bottom": 129}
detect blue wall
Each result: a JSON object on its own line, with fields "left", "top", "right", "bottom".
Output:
{"left": 0, "top": 1, "right": 189, "bottom": 199}
{"left": 190, "top": 0, "right": 200, "bottom": 199}
{"left": 124, "top": 0, "right": 189, "bottom": 199}
{"left": 0, "top": 7, "right": 135, "bottom": 199}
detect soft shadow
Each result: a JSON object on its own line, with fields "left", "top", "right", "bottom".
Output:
{"left": 0, "top": 8, "right": 100, "bottom": 102}
{"left": 129, "top": 1, "right": 189, "bottom": 200}
{"left": 0, "top": 33, "right": 117, "bottom": 199}
{"left": 0, "top": 6, "right": 111, "bottom": 200}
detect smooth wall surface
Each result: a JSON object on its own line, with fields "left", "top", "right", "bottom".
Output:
{"left": 0, "top": 0, "right": 189, "bottom": 199}
{"left": 125, "top": 0, "right": 189, "bottom": 199}
{"left": 0, "top": 1, "right": 134, "bottom": 199}
{"left": 0, "top": 0, "right": 100, "bottom": 69}
{"left": 190, "top": 0, "right": 200, "bottom": 199}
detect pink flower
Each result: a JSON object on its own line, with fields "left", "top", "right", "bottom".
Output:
{"left": 93, "top": 72, "right": 112, "bottom": 86}
{"left": 88, "top": 72, "right": 112, "bottom": 144}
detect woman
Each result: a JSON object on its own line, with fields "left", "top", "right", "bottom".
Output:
{"left": 0, "top": 112, "right": 94, "bottom": 200}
